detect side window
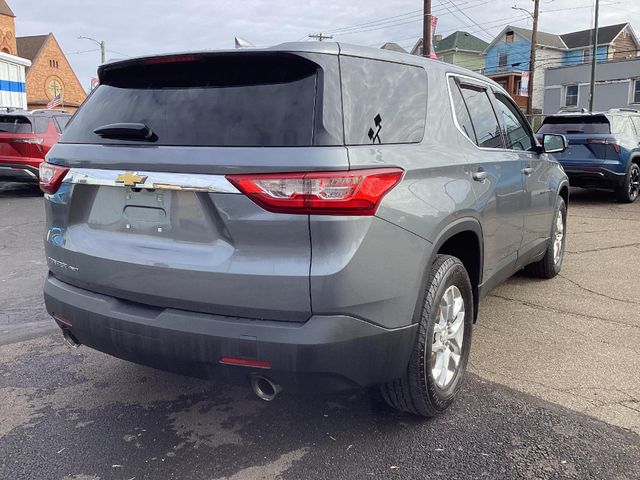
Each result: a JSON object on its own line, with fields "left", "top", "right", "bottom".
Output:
{"left": 341, "top": 57, "right": 427, "bottom": 145}
{"left": 448, "top": 78, "right": 476, "bottom": 143}
{"left": 631, "top": 117, "right": 640, "bottom": 137}
{"left": 609, "top": 116, "right": 634, "bottom": 137}
{"left": 493, "top": 92, "right": 534, "bottom": 151}
{"left": 53, "top": 116, "right": 69, "bottom": 133}
{"left": 459, "top": 83, "right": 504, "bottom": 149}
{"left": 34, "top": 117, "right": 52, "bottom": 134}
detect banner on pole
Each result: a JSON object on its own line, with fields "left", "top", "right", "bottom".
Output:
{"left": 520, "top": 71, "right": 530, "bottom": 97}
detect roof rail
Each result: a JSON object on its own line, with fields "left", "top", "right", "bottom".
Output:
{"left": 556, "top": 107, "right": 589, "bottom": 114}
{"left": 608, "top": 108, "right": 640, "bottom": 113}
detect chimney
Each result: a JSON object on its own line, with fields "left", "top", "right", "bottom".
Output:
{"left": 435, "top": 35, "right": 443, "bottom": 42}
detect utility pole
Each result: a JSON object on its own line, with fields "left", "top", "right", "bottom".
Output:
{"left": 308, "top": 33, "right": 333, "bottom": 42}
{"left": 589, "top": 0, "right": 600, "bottom": 112}
{"left": 78, "top": 36, "right": 106, "bottom": 64}
{"left": 526, "top": 0, "right": 540, "bottom": 116}
{"left": 423, "top": 0, "right": 432, "bottom": 57}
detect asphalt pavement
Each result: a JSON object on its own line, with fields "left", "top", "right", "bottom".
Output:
{"left": 1, "top": 181, "right": 639, "bottom": 480}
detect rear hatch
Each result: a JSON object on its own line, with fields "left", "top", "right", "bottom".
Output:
{"left": 45, "top": 51, "right": 346, "bottom": 322}
{"left": 538, "top": 115, "right": 619, "bottom": 165}
{"left": 0, "top": 115, "right": 44, "bottom": 166}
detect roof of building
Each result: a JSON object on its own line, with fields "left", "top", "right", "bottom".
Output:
{"left": 380, "top": 42, "right": 407, "bottom": 53}
{"left": 0, "top": 0, "right": 15, "bottom": 17}
{"left": 436, "top": 31, "right": 489, "bottom": 53}
{"left": 16, "top": 34, "right": 50, "bottom": 63}
{"left": 509, "top": 25, "right": 568, "bottom": 49}
{"left": 561, "top": 23, "right": 628, "bottom": 49}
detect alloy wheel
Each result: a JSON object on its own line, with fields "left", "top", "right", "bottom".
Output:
{"left": 431, "top": 285, "right": 465, "bottom": 389}
{"left": 629, "top": 165, "right": 640, "bottom": 201}
{"left": 553, "top": 208, "right": 565, "bottom": 265}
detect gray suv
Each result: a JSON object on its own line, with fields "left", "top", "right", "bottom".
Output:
{"left": 41, "top": 43, "right": 569, "bottom": 416}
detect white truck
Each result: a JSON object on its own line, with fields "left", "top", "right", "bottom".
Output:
{"left": 0, "top": 51, "right": 30, "bottom": 110}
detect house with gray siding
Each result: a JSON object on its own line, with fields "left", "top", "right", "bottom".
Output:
{"left": 544, "top": 57, "right": 640, "bottom": 114}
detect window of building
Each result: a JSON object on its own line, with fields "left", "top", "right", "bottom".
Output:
{"left": 498, "top": 52, "right": 508, "bottom": 70}
{"left": 458, "top": 83, "right": 504, "bottom": 149}
{"left": 582, "top": 49, "right": 591, "bottom": 64}
{"left": 49, "top": 60, "right": 59, "bottom": 68}
{"left": 565, "top": 85, "right": 579, "bottom": 107}
{"left": 633, "top": 79, "right": 640, "bottom": 104}
{"left": 493, "top": 92, "right": 534, "bottom": 151}
{"left": 506, "top": 31, "right": 514, "bottom": 44}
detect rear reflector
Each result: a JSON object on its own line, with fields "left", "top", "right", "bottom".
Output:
{"left": 226, "top": 168, "right": 404, "bottom": 216}
{"left": 39, "top": 162, "right": 69, "bottom": 194}
{"left": 53, "top": 313, "right": 72, "bottom": 327}
{"left": 219, "top": 357, "right": 272, "bottom": 369}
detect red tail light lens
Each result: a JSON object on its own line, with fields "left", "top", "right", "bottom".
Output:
{"left": 587, "top": 138, "right": 620, "bottom": 153}
{"left": 39, "top": 162, "right": 69, "bottom": 194}
{"left": 227, "top": 168, "right": 404, "bottom": 216}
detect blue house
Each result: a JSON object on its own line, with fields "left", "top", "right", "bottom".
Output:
{"left": 483, "top": 23, "right": 639, "bottom": 114}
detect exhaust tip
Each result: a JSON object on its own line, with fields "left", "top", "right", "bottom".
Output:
{"left": 250, "top": 375, "right": 282, "bottom": 402}
{"left": 62, "top": 329, "right": 81, "bottom": 349}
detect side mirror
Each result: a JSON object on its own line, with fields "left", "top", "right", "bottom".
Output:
{"left": 542, "top": 134, "right": 568, "bottom": 154}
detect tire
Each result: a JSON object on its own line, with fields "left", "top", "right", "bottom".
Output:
{"left": 616, "top": 162, "right": 640, "bottom": 203}
{"left": 380, "top": 254, "right": 473, "bottom": 417}
{"left": 525, "top": 197, "right": 567, "bottom": 279}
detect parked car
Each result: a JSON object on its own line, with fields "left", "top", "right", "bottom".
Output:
{"left": 538, "top": 109, "right": 640, "bottom": 203}
{"left": 40, "top": 44, "right": 569, "bottom": 416}
{"left": 0, "top": 109, "right": 71, "bottom": 183}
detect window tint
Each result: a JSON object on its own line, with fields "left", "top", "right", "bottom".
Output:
{"left": 34, "top": 117, "right": 52, "bottom": 134}
{"left": 565, "top": 85, "right": 578, "bottom": 107}
{"left": 62, "top": 54, "right": 326, "bottom": 147}
{"left": 459, "top": 84, "right": 504, "bottom": 149}
{"left": 448, "top": 78, "right": 476, "bottom": 143}
{"left": 538, "top": 116, "right": 611, "bottom": 134}
{"left": 494, "top": 92, "right": 533, "bottom": 151}
{"left": 341, "top": 57, "right": 426, "bottom": 145}
{"left": 0, "top": 115, "right": 32, "bottom": 134}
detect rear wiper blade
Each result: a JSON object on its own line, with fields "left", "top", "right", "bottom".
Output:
{"left": 93, "top": 123, "right": 156, "bottom": 141}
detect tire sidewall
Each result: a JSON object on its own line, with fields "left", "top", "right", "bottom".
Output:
{"left": 421, "top": 258, "right": 474, "bottom": 410}
{"left": 550, "top": 197, "right": 567, "bottom": 274}
{"left": 627, "top": 163, "right": 640, "bottom": 202}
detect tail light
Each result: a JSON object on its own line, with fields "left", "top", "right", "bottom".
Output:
{"left": 587, "top": 138, "right": 620, "bottom": 153}
{"left": 39, "top": 162, "right": 69, "bottom": 194}
{"left": 226, "top": 168, "right": 404, "bottom": 216}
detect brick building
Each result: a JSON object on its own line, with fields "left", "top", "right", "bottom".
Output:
{"left": 0, "top": 0, "right": 86, "bottom": 111}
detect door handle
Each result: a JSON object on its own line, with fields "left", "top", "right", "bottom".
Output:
{"left": 472, "top": 170, "right": 487, "bottom": 182}
{"left": 522, "top": 167, "right": 534, "bottom": 176}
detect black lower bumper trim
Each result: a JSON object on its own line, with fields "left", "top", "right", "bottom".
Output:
{"left": 44, "top": 275, "right": 417, "bottom": 393}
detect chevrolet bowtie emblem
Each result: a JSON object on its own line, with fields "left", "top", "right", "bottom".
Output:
{"left": 116, "top": 172, "right": 147, "bottom": 187}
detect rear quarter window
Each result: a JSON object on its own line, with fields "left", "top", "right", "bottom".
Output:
{"left": 341, "top": 57, "right": 426, "bottom": 145}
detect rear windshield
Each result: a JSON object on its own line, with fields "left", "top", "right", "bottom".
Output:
{"left": 0, "top": 115, "right": 32, "bottom": 134}
{"left": 61, "top": 54, "right": 322, "bottom": 147}
{"left": 538, "top": 115, "right": 610, "bottom": 135}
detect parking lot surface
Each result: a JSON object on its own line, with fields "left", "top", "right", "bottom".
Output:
{"left": 1, "top": 182, "right": 639, "bottom": 479}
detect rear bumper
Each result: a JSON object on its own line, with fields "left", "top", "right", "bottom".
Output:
{"left": 44, "top": 274, "right": 417, "bottom": 393}
{"left": 562, "top": 165, "right": 625, "bottom": 189}
{"left": 0, "top": 162, "right": 39, "bottom": 182}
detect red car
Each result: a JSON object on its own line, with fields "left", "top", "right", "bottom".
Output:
{"left": 0, "top": 109, "right": 71, "bottom": 183}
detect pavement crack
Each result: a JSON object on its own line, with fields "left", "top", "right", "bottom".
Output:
{"left": 488, "top": 293, "right": 640, "bottom": 330}
{"left": 558, "top": 274, "right": 640, "bottom": 306}
{"left": 566, "top": 242, "right": 640, "bottom": 255}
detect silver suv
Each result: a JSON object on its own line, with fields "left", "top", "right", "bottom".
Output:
{"left": 41, "top": 43, "right": 569, "bottom": 416}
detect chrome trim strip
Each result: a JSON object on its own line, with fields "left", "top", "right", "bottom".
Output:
{"left": 62, "top": 168, "right": 241, "bottom": 194}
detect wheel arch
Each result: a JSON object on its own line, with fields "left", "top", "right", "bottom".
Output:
{"left": 429, "top": 217, "right": 483, "bottom": 322}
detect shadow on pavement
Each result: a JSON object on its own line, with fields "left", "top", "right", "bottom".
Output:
{"left": 1, "top": 335, "right": 639, "bottom": 480}
{"left": 0, "top": 181, "right": 42, "bottom": 199}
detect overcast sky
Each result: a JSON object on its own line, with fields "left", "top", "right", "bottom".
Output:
{"left": 10, "top": 0, "right": 640, "bottom": 91}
